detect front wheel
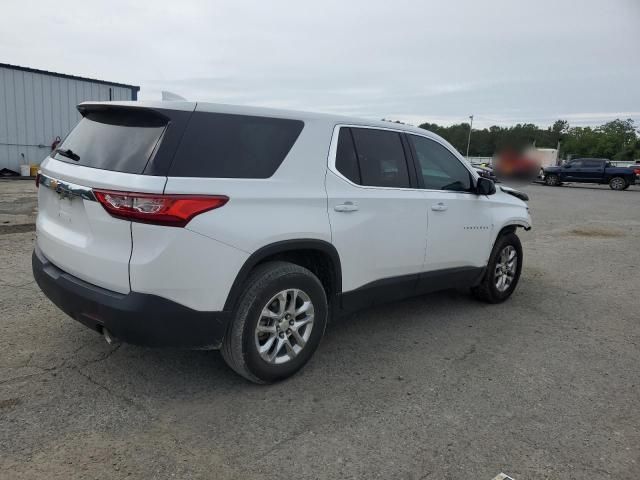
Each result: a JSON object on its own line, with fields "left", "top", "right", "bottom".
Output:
{"left": 545, "top": 174, "right": 560, "bottom": 186}
{"left": 472, "top": 232, "right": 523, "bottom": 303}
{"left": 221, "top": 261, "right": 328, "bottom": 384}
{"left": 609, "top": 177, "right": 627, "bottom": 191}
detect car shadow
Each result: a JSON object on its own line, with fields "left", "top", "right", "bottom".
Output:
{"left": 72, "top": 287, "right": 493, "bottom": 395}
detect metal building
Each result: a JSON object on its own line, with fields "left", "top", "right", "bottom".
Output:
{"left": 0, "top": 63, "right": 139, "bottom": 172}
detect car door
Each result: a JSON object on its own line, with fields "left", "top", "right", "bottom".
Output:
{"left": 580, "top": 159, "right": 604, "bottom": 181}
{"left": 325, "top": 126, "right": 428, "bottom": 304}
{"left": 562, "top": 160, "right": 582, "bottom": 181}
{"left": 406, "top": 134, "right": 493, "bottom": 284}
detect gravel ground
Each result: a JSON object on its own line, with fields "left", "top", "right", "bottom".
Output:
{"left": 1, "top": 180, "right": 639, "bottom": 479}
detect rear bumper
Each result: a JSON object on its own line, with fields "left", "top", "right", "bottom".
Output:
{"left": 32, "top": 246, "right": 230, "bottom": 348}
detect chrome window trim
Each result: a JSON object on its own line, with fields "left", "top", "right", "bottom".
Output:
{"left": 327, "top": 124, "right": 480, "bottom": 194}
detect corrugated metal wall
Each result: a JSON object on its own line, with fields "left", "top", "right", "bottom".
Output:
{"left": 0, "top": 65, "right": 136, "bottom": 172}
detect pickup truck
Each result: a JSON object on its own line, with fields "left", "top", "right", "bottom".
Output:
{"left": 543, "top": 158, "right": 636, "bottom": 190}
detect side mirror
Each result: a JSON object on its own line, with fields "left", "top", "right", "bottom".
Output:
{"left": 476, "top": 177, "right": 496, "bottom": 195}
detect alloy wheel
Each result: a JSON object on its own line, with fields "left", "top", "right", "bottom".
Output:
{"left": 254, "top": 289, "right": 315, "bottom": 365}
{"left": 494, "top": 245, "right": 518, "bottom": 292}
{"left": 611, "top": 178, "right": 625, "bottom": 190}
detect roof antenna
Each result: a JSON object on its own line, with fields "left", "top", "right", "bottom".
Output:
{"left": 161, "top": 91, "right": 187, "bottom": 101}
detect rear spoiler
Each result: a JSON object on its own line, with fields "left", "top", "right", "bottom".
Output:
{"left": 76, "top": 104, "right": 171, "bottom": 125}
{"left": 77, "top": 100, "right": 196, "bottom": 113}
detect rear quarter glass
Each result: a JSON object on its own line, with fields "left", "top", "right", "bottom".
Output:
{"left": 167, "top": 112, "right": 304, "bottom": 178}
{"left": 54, "top": 108, "right": 168, "bottom": 174}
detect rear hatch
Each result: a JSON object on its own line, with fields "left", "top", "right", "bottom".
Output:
{"left": 36, "top": 102, "right": 194, "bottom": 293}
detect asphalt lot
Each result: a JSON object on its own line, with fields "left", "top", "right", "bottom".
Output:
{"left": 1, "top": 180, "right": 639, "bottom": 479}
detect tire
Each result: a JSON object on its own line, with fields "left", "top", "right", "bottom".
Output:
{"left": 472, "top": 232, "right": 523, "bottom": 303}
{"left": 545, "top": 174, "right": 560, "bottom": 186}
{"left": 609, "top": 176, "right": 626, "bottom": 191}
{"left": 221, "top": 261, "right": 328, "bottom": 384}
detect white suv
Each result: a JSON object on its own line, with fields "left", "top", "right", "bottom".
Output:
{"left": 33, "top": 101, "right": 531, "bottom": 383}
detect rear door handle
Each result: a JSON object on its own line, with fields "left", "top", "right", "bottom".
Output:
{"left": 431, "top": 202, "right": 448, "bottom": 212}
{"left": 334, "top": 202, "right": 359, "bottom": 212}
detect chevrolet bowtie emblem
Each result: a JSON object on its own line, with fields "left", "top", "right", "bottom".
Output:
{"left": 49, "top": 179, "right": 72, "bottom": 200}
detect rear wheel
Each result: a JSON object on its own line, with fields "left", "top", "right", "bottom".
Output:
{"left": 545, "top": 174, "right": 560, "bottom": 186}
{"left": 609, "top": 176, "right": 626, "bottom": 191}
{"left": 221, "top": 261, "right": 328, "bottom": 383}
{"left": 472, "top": 232, "right": 523, "bottom": 303}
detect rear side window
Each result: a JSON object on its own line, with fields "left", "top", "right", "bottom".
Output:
{"left": 335, "top": 128, "right": 361, "bottom": 184}
{"left": 169, "top": 112, "right": 304, "bottom": 178}
{"left": 409, "top": 135, "right": 472, "bottom": 192}
{"left": 54, "top": 109, "right": 167, "bottom": 174}
{"left": 583, "top": 159, "right": 602, "bottom": 168}
{"left": 350, "top": 128, "right": 410, "bottom": 188}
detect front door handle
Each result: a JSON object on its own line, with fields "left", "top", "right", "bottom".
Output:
{"left": 431, "top": 202, "right": 448, "bottom": 212}
{"left": 334, "top": 202, "right": 359, "bottom": 212}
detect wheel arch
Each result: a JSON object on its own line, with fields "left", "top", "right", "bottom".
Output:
{"left": 608, "top": 175, "right": 628, "bottom": 189}
{"left": 496, "top": 218, "right": 531, "bottom": 235}
{"left": 498, "top": 224, "right": 517, "bottom": 236}
{"left": 223, "top": 239, "right": 342, "bottom": 312}
{"left": 489, "top": 220, "right": 530, "bottom": 256}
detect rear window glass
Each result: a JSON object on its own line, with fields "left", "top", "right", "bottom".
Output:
{"left": 335, "top": 128, "right": 361, "bottom": 184}
{"left": 350, "top": 128, "right": 410, "bottom": 188}
{"left": 582, "top": 159, "right": 603, "bottom": 168}
{"left": 54, "top": 109, "right": 166, "bottom": 174}
{"left": 169, "top": 112, "right": 304, "bottom": 178}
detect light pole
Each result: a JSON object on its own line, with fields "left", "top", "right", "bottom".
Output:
{"left": 466, "top": 115, "right": 474, "bottom": 160}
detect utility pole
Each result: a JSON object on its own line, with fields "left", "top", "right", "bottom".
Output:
{"left": 466, "top": 115, "right": 474, "bottom": 160}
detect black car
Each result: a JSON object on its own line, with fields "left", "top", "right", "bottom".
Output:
{"left": 543, "top": 158, "right": 636, "bottom": 190}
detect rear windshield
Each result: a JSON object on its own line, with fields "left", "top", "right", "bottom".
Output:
{"left": 54, "top": 109, "right": 167, "bottom": 174}
{"left": 168, "top": 112, "right": 304, "bottom": 178}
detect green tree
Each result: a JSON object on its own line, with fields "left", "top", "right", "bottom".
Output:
{"left": 418, "top": 118, "right": 640, "bottom": 160}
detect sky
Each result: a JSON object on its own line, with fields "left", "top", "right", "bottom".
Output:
{"left": 1, "top": 0, "right": 639, "bottom": 128}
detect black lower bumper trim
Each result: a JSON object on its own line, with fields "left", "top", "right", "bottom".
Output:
{"left": 32, "top": 246, "right": 230, "bottom": 348}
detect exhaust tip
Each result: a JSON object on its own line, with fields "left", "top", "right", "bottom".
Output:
{"left": 103, "top": 328, "right": 120, "bottom": 346}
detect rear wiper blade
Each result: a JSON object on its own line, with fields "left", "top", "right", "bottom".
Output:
{"left": 55, "top": 148, "right": 80, "bottom": 161}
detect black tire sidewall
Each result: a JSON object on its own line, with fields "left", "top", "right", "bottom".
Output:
{"left": 241, "top": 271, "right": 327, "bottom": 382}
{"left": 485, "top": 233, "right": 523, "bottom": 302}
{"left": 610, "top": 177, "right": 625, "bottom": 190}
{"left": 546, "top": 175, "right": 558, "bottom": 186}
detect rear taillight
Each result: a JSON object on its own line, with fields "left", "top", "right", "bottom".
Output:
{"left": 93, "top": 190, "right": 228, "bottom": 227}
{"left": 35, "top": 172, "right": 41, "bottom": 188}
